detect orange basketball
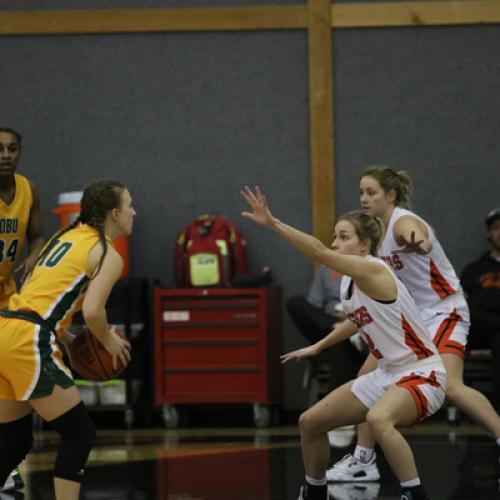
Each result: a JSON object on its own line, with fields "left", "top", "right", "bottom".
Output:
{"left": 69, "top": 327, "right": 127, "bottom": 382}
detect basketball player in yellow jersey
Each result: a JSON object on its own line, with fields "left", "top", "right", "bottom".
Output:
{"left": 0, "top": 128, "right": 45, "bottom": 493}
{"left": 0, "top": 128, "right": 44, "bottom": 305}
{"left": 0, "top": 180, "right": 133, "bottom": 500}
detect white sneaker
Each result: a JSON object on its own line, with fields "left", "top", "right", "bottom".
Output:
{"left": 328, "top": 482, "right": 381, "bottom": 500}
{"left": 326, "top": 454, "right": 380, "bottom": 482}
{"left": 2, "top": 470, "right": 24, "bottom": 492}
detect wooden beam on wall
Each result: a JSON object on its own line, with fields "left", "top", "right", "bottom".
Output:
{"left": 0, "top": 6, "right": 307, "bottom": 35}
{"left": 308, "top": 0, "right": 335, "bottom": 245}
{"left": 332, "top": 0, "right": 500, "bottom": 28}
{"left": 1, "top": 1, "right": 500, "bottom": 36}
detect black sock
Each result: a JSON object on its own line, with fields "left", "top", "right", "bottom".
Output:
{"left": 401, "top": 484, "right": 430, "bottom": 500}
{"left": 302, "top": 483, "right": 327, "bottom": 500}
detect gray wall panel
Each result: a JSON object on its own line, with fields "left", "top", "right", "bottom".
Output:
{"left": 2, "top": 30, "right": 311, "bottom": 409}
{"left": 3, "top": 18, "right": 499, "bottom": 412}
{"left": 334, "top": 25, "right": 500, "bottom": 275}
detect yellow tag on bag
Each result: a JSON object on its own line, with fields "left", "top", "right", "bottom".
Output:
{"left": 189, "top": 253, "right": 220, "bottom": 286}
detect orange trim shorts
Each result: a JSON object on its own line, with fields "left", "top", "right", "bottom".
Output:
{"left": 351, "top": 356, "right": 446, "bottom": 422}
{"left": 423, "top": 301, "right": 470, "bottom": 358}
{"left": 0, "top": 317, "right": 74, "bottom": 401}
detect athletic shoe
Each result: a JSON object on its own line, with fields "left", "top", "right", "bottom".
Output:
{"left": 326, "top": 454, "right": 380, "bottom": 482}
{"left": 328, "top": 482, "right": 380, "bottom": 500}
{"left": 2, "top": 470, "right": 24, "bottom": 492}
{"left": 401, "top": 488, "right": 430, "bottom": 500}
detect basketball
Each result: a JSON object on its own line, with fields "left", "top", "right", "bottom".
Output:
{"left": 69, "top": 327, "right": 127, "bottom": 382}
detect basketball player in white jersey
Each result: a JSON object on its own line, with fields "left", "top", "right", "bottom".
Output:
{"left": 241, "top": 186, "right": 444, "bottom": 500}
{"left": 328, "top": 165, "right": 500, "bottom": 485}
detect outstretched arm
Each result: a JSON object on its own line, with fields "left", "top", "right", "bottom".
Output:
{"left": 240, "top": 186, "right": 391, "bottom": 294}
{"left": 280, "top": 319, "right": 357, "bottom": 363}
{"left": 242, "top": 186, "right": 364, "bottom": 275}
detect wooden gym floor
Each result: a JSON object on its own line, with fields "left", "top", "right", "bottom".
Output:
{"left": 8, "top": 415, "right": 500, "bottom": 500}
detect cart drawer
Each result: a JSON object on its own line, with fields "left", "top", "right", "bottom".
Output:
{"left": 162, "top": 370, "right": 262, "bottom": 398}
{"left": 162, "top": 342, "right": 260, "bottom": 366}
{"left": 160, "top": 298, "right": 259, "bottom": 326}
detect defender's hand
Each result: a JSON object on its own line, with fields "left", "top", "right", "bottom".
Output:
{"left": 280, "top": 344, "right": 319, "bottom": 364}
{"left": 240, "top": 186, "right": 276, "bottom": 226}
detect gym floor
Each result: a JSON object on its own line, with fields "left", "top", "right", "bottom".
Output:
{"left": 10, "top": 413, "right": 500, "bottom": 500}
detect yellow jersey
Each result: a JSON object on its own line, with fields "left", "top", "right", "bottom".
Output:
{"left": 0, "top": 173, "right": 32, "bottom": 285}
{"left": 9, "top": 223, "right": 104, "bottom": 336}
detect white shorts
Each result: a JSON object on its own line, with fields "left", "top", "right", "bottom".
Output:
{"left": 422, "top": 295, "right": 470, "bottom": 357}
{"left": 351, "top": 356, "right": 447, "bottom": 422}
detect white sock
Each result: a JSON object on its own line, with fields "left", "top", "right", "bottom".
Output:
{"left": 401, "top": 478, "right": 421, "bottom": 488}
{"left": 354, "top": 445, "right": 375, "bottom": 463}
{"left": 305, "top": 474, "right": 326, "bottom": 486}
{"left": 496, "top": 438, "right": 500, "bottom": 446}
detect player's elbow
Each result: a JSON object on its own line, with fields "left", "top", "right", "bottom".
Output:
{"left": 81, "top": 302, "right": 102, "bottom": 326}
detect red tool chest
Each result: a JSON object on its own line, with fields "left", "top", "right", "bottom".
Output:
{"left": 154, "top": 287, "right": 282, "bottom": 426}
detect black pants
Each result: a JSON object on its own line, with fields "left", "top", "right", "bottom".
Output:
{"left": 491, "top": 334, "right": 500, "bottom": 411}
{"left": 286, "top": 296, "right": 364, "bottom": 391}
{"left": 468, "top": 320, "right": 500, "bottom": 411}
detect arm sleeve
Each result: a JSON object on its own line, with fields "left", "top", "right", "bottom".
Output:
{"left": 460, "top": 264, "right": 474, "bottom": 296}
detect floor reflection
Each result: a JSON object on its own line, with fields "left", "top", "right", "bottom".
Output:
{"left": 12, "top": 421, "right": 500, "bottom": 499}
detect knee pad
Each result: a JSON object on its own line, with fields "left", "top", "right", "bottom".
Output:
{"left": 51, "top": 402, "right": 96, "bottom": 484}
{"left": 0, "top": 413, "right": 33, "bottom": 487}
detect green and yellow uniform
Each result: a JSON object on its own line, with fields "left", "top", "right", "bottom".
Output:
{"left": 0, "top": 224, "right": 104, "bottom": 400}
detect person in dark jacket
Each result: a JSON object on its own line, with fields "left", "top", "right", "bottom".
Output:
{"left": 460, "top": 207, "right": 500, "bottom": 410}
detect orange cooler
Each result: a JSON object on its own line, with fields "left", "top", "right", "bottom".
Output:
{"left": 52, "top": 191, "right": 129, "bottom": 277}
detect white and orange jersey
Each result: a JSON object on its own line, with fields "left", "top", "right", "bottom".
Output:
{"left": 341, "top": 255, "right": 439, "bottom": 369}
{"left": 9, "top": 223, "right": 105, "bottom": 336}
{"left": 379, "top": 207, "right": 462, "bottom": 310}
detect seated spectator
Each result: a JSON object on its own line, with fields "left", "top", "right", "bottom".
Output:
{"left": 286, "top": 265, "right": 365, "bottom": 393}
{"left": 460, "top": 207, "right": 500, "bottom": 410}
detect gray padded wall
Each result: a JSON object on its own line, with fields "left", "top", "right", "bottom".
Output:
{"left": 334, "top": 25, "right": 500, "bottom": 274}
{"left": 1, "top": 30, "right": 312, "bottom": 409}
{"left": 2, "top": 17, "right": 500, "bottom": 411}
